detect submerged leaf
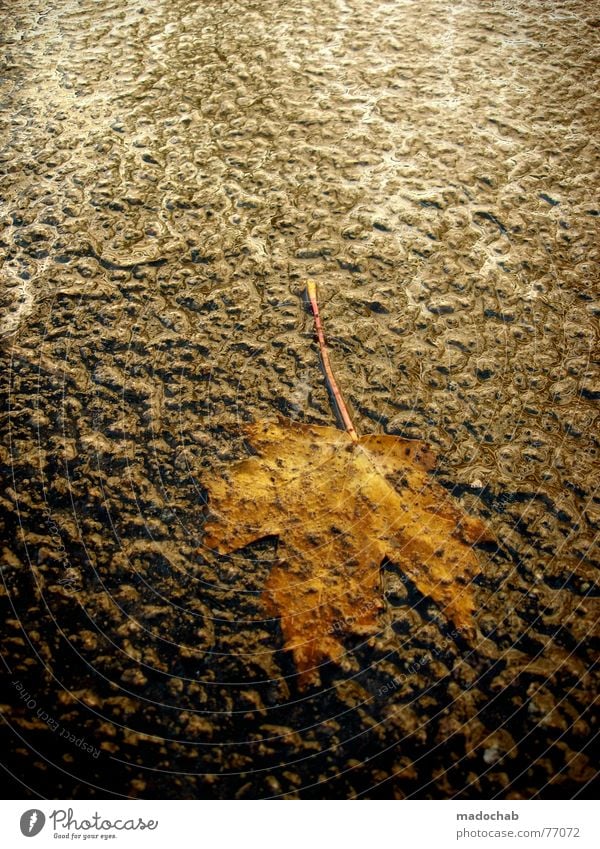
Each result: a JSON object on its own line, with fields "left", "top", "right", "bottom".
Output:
{"left": 203, "top": 417, "right": 492, "bottom": 687}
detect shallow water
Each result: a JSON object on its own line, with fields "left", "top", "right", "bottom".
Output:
{"left": 0, "top": 0, "right": 598, "bottom": 798}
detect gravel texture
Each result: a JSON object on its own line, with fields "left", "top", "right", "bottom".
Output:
{"left": 0, "top": 0, "right": 598, "bottom": 799}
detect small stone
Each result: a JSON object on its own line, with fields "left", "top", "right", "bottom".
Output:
{"left": 483, "top": 746, "right": 502, "bottom": 765}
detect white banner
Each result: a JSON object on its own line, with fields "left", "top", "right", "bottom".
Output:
{"left": 0, "top": 800, "right": 596, "bottom": 849}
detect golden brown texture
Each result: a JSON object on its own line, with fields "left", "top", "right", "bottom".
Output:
{"left": 1, "top": 0, "right": 598, "bottom": 800}
{"left": 204, "top": 418, "right": 492, "bottom": 686}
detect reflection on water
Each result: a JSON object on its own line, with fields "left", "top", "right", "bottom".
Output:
{"left": 0, "top": 0, "right": 598, "bottom": 798}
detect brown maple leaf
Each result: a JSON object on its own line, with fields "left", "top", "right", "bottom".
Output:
{"left": 203, "top": 417, "right": 492, "bottom": 688}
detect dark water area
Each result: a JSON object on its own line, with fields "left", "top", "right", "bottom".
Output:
{"left": 0, "top": 0, "right": 598, "bottom": 798}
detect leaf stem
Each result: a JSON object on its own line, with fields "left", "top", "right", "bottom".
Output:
{"left": 307, "top": 280, "right": 359, "bottom": 442}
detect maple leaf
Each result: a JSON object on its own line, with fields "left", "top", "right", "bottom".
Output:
{"left": 203, "top": 416, "right": 492, "bottom": 688}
